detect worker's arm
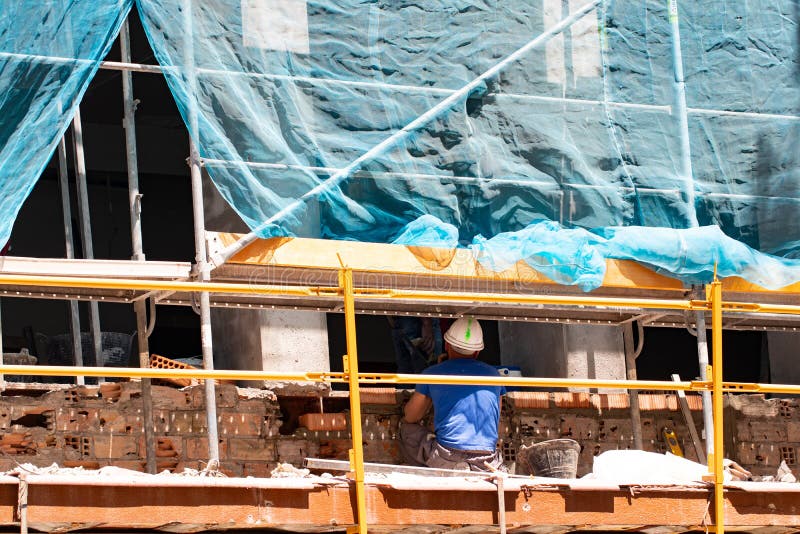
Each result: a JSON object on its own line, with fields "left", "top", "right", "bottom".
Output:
{"left": 403, "top": 392, "right": 433, "bottom": 423}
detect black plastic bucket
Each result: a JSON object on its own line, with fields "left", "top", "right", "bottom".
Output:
{"left": 516, "top": 439, "right": 581, "bottom": 478}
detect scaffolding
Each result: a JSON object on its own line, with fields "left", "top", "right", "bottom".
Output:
{"left": 1, "top": 2, "right": 800, "bottom": 533}
{"left": 2, "top": 270, "right": 800, "bottom": 533}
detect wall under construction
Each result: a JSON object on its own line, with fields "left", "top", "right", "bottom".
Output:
{"left": 0, "top": 381, "right": 793, "bottom": 478}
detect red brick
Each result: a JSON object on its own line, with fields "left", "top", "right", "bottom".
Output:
{"left": 243, "top": 462, "right": 277, "bottom": 478}
{"left": 298, "top": 413, "right": 347, "bottom": 432}
{"left": 189, "top": 385, "right": 237, "bottom": 409}
{"left": 558, "top": 415, "right": 599, "bottom": 440}
{"left": 276, "top": 439, "right": 319, "bottom": 464}
{"left": 639, "top": 394, "right": 680, "bottom": 411}
{"left": 97, "top": 409, "right": 131, "bottom": 433}
{"left": 640, "top": 418, "right": 658, "bottom": 441}
{"left": 787, "top": 421, "right": 800, "bottom": 442}
{"left": 185, "top": 437, "right": 227, "bottom": 460}
{"left": 189, "top": 411, "right": 208, "bottom": 433}
{"left": 363, "top": 436, "right": 400, "bottom": 464}
{"left": 591, "top": 393, "right": 629, "bottom": 410}
{"left": 228, "top": 438, "right": 276, "bottom": 461}
{"left": 508, "top": 392, "right": 550, "bottom": 409}
{"left": 554, "top": 392, "right": 590, "bottom": 408}
{"left": 218, "top": 462, "right": 243, "bottom": 477}
{"left": 236, "top": 399, "right": 273, "bottom": 413}
{"left": 218, "top": 412, "right": 265, "bottom": 437}
{"left": 737, "top": 421, "right": 787, "bottom": 442}
{"left": 318, "top": 439, "right": 351, "bottom": 460}
{"left": 55, "top": 407, "right": 100, "bottom": 433}
{"left": 99, "top": 383, "right": 122, "bottom": 402}
{"left": 152, "top": 410, "right": 173, "bottom": 433}
{"left": 597, "top": 419, "right": 633, "bottom": 443}
{"left": 166, "top": 411, "right": 195, "bottom": 434}
{"left": 156, "top": 437, "right": 181, "bottom": 458}
{"left": 93, "top": 434, "right": 139, "bottom": 459}
{"left": 63, "top": 460, "right": 100, "bottom": 469}
{"left": 0, "top": 432, "right": 34, "bottom": 455}
{"left": 151, "top": 386, "right": 193, "bottom": 410}
{"left": 360, "top": 388, "right": 397, "bottom": 405}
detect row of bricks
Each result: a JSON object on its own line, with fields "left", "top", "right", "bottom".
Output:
{"left": 58, "top": 384, "right": 278, "bottom": 412}
{"left": 506, "top": 392, "right": 704, "bottom": 411}
{"left": 510, "top": 414, "right": 703, "bottom": 442}
{"left": 0, "top": 433, "right": 298, "bottom": 462}
{"left": 735, "top": 441, "right": 800, "bottom": 468}
{"left": 733, "top": 421, "right": 800, "bottom": 443}
{"left": 51, "top": 408, "right": 281, "bottom": 437}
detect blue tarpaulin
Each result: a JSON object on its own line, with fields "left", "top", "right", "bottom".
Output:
{"left": 0, "top": 0, "right": 131, "bottom": 247}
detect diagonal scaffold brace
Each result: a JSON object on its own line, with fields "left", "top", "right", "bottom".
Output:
{"left": 208, "top": 0, "right": 603, "bottom": 269}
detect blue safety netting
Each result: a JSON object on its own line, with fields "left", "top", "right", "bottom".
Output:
{"left": 133, "top": 0, "right": 800, "bottom": 290}
{"left": 2, "top": 1, "right": 799, "bottom": 291}
{"left": 0, "top": 0, "right": 131, "bottom": 248}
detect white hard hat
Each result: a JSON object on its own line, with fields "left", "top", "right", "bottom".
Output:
{"left": 444, "top": 317, "right": 484, "bottom": 354}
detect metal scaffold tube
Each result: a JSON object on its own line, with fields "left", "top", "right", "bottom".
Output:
{"left": 189, "top": 140, "right": 220, "bottom": 470}
{"left": 622, "top": 322, "right": 643, "bottom": 450}
{"left": 71, "top": 108, "right": 103, "bottom": 382}
{"left": 183, "top": 0, "right": 220, "bottom": 472}
{"left": 210, "top": 0, "right": 603, "bottom": 268}
{"left": 667, "top": 0, "right": 697, "bottom": 227}
{"left": 341, "top": 268, "right": 368, "bottom": 534}
{"left": 695, "top": 309, "right": 714, "bottom": 458}
{"left": 120, "top": 17, "right": 157, "bottom": 475}
{"left": 710, "top": 280, "right": 725, "bottom": 533}
{"left": 57, "top": 137, "right": 84, "bottom": 385}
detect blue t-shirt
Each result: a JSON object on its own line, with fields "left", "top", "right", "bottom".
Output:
{"left": 417, "top": 359, "right": 506, "bottom": 452}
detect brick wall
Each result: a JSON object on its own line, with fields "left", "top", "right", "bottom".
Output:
{"left": 0, "top": 383, "right": 793, "bottom": 477}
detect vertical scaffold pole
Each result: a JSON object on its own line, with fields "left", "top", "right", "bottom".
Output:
{"left": 71, "top": 109, "right": 104, "bottom": 382}
{"left": 57, "top": 137, "right": 84, "bottom": 386}
{"left": 341, "top": 268, "right": 367, "bottom": 534}
{"left": 622, "top": 322, "right": 643, "bottom": 450}
{"left": 694, "top": 307, "right": 714, "bottom": 458}
{"left": 667, "top": 0, "right": 697, "bottom": 227}
{"left": 189, "top": 140, "right": 220, "bottom": 470}
{"left": 120, "top": 17, "right": 157, "bottom": 474}
{"left": 710, "top": 280, "right": 725, "bottom": 533}
{"left": 183, "top": 0, "right": 220, "bottom": 472}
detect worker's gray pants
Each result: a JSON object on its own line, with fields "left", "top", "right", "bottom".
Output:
{"left": 398, "top": 421, "right": 504, "bottom": 472}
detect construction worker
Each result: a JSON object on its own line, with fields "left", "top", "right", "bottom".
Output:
{"left": 398, "top": 317, "right": 505, "bottom": 472}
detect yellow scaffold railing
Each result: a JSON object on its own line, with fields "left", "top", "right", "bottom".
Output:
{"left": 3, "top": 272, "right": 800, "bottom": 533}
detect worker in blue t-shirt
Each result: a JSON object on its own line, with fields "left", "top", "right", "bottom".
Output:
{"left": 399, "top": 317, "right": 505, "bottom": 472}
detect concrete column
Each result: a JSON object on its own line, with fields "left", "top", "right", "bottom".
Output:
{"left": 203, "top": 173, "right": 330, "bottom": 390}
{"left": 766, "top": 332, "right": 800, "bottom": 385}
{"left": 498, "top": 322, "right": 626, "bottom": 392}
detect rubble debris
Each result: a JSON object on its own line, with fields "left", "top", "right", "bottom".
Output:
{"left": 723, "top": 458, "right": 752, "bottom": 481}
{"left": 271, "top": 462, "right": 310, "bottom": 478}
{"left": 776, "top": 460, "right": 797, "bottom": 483}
